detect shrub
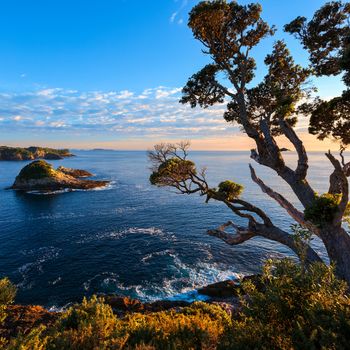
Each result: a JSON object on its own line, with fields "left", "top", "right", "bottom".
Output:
{"left": 221, "top": 259, "right": 350, "bottom": 350}
{"left": 217, "top": 180, "right": 243, "bottom": 200}
{"left": 17, "top": 161, "right": 56, "bottom": 180}
{"left": 0, "top": 278, "right": 16, "bottom": 306}
{"left": 150, "top": 158, "right": 196, "bottom": 186}
{"left": 304, "top": 193, "right": 350, "bottom": 227}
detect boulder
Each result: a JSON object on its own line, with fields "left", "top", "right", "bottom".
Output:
{"left": 198, "top": 280, "right": 241, "bottom": 298}
{"left": 57, "top": 166, "right": 92, "bottom": 178}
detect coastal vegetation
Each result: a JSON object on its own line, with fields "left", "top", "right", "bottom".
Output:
{"left": 1, "top": 259, "right": 350, "bottom": 349}
{"left": 0, "top": 146, "right": 73, "bottom": 161}
{"left": 149, "top": 0, "right": 350, "bottom": 284}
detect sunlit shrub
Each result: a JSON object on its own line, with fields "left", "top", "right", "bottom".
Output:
{"left": 217, "top": 180, "right": 244, "bottom": 200}
{"left": 221, "top": 259, "right": 350, "bottom": 350}
{"left": 304, "top": 193, "right": 350, "bottom": 227}
{"left": 150, "top": 158, "right": 196, "bottom": 186}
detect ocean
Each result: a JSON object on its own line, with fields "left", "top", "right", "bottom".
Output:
{"left": 0, "top": 150, "right": 336, "bottom": 308}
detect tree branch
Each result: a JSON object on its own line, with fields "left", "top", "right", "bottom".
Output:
{"left": 249, "top": 164, "right": 320, "bottom": 234}
{"left": 326, "top": 151, "right": 349, "bottom": 224}
{"left": 279, "top": 119, "right": 309, "bottom": 179}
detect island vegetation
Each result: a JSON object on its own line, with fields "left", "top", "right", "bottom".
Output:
{"left": 10, "top": 160, "right": 108, "bottom": 191}
{"left": 0, "top": 146, "right": 73, "bottom": 161}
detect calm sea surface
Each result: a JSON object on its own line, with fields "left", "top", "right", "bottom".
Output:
{"left": 0, "top": 150, "right": 338, "bottom": 308}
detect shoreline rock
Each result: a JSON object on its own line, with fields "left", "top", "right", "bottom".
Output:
{"left": 57, "top": 166, "right": 93, "bottom": 178}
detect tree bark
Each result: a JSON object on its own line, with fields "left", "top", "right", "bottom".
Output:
{"left": 321, "top": 226, "right": 350, "bottom": 282}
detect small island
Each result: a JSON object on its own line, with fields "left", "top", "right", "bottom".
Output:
{"left": 0, "top": 146, "right": 74, "bottom": 161}
{"left": 10, "top": 160, "right": 109, "bottom": 192}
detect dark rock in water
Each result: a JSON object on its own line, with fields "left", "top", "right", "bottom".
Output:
{"left": 57, "top": 166, "right": 93, "bottom": 178}
{"left": 0, "top": 146, "right": 74, "bottom": 161}
{"left": 10, "top": 160, "right": 109, "bottom": 191}
{"left": 198, "top": 280, "right": 241, "bottom": 298}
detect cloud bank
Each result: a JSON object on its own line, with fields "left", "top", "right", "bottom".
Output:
{"left": 0, "top": 86, "right": 339, "bottom": 151}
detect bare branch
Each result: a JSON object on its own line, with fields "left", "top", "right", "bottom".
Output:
{"left": 326, "top": 151, "right": 349, "bottom": 224}
{"left": 279, "top": 119, "right": 309, "bottom": 179}
{"left": 207, "top": 221, "right": 256, "bottom": 245}
{"left": 249, "top": 165, "right": 320, "bottom": 234}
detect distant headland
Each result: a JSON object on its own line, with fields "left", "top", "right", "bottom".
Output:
{"left": 0, "top": 146, "right": 74, "bottom": 161}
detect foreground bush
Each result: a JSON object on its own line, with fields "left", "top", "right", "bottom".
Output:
{"left": 6, "top": 299, "right": 230, "bottom": 349}
{"left": 3, "top": 260, "right": 350, "bottom": 349}
{"left": 221, "top": 260, "right": 350, "bottom": 350}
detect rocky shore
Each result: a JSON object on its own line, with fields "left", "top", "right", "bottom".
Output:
{"left": 0, "top": 146, "right": 74, "bottom": 161}
{"left": 10, "top": 160, "right": 109, "bottom": 192}
{"left": 1, "top": 276, "right": 258, "bottom": 341}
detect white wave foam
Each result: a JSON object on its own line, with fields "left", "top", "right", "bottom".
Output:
{"left": 17, "top": 246, "right": 61, "bottom": 289}
{"left": 81, "top": 252, "right": 241, "bottom": 303}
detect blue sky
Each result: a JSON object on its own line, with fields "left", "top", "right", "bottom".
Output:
{"left": 0, "top": 0, "right": 345, "bottom": 150}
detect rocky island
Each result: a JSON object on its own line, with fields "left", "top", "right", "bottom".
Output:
{"left": 0, "top": 146, "right": 74, "bottom": 161}
{"left": 10, "top": 160, "right": 109, "bottom": 192}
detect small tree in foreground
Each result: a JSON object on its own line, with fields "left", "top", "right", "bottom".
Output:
{"left": 149, "top": 1, "right": 350, "bottom": 283}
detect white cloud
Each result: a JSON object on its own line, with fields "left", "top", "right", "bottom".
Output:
{"left": 0, "top": 86, "right": 237, "bottom": 140}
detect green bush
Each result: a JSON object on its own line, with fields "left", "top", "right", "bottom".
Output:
{"left": 0, "top": 278, "right": 16, "bottom": 306}
{"left": 17, "top": 161, "right": 57, "bottom": 180}
{"left": 220, "top": 259, "right": 350, "bottom": 350}
{"left": 150, "top": 158, "right": 196, "bottom": 186}
{"left": 217, "top": 180, "right": 244, "bottom": 200}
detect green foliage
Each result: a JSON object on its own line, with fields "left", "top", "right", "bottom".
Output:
{"left": 217, "top": 180, "right": 243, "bottom": 200}
{"left": 6, "top": 298, "right": 230, "bottom": 350}
{"left": 304, "top": 193, "right": 349, "bottom": 227}
{"left": 149, "top": 158, "right": 196, "bottom": 186}
{"left": 0, "top": 278, "right": 16, "bottom": 306}
{"left": 0, "top": 278, "right": 17, "bottom": 342}
{"left": 221, "top": 259, "right": 350, "bottom": 350}
{"left": 291, "top": 224, "right": 313, "bottom": 270}
{"left": 0, "top": 146, "right": 71, "bottom": 160}
{"left": 17, "top": 161, "right": 57, "bottom": 180}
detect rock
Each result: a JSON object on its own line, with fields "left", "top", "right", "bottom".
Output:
{"left": 103, "top": 295, "right": 191, "bottom": 315}
{"left": 144, "top": 300, "right": 191, "bottom": 312}
{"left": 0, "top": 305, "right": 59, "bottom": 341}
{"left": 57, "top": 166, "right": 92, "bottom": 178}
{"left": 0, "top": 146, "right": 74, "bottom": 161}
{"left": 198, "top": 280, "right": 241, "bottom": 298}
{"left": 104, "top": 295, "right": 144, "bottom": 313}
{"left": 10, "top": 160, "right": 109, "bottom": 191}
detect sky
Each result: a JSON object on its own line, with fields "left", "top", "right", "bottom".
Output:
{"left": 0, "top": 0, "right": 346, "bottom": 150}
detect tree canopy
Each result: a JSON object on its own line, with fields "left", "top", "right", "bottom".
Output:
{"left": 150, "top": 1, "right": 350, "bottom": 284}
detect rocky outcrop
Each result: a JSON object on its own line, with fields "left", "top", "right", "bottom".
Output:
{"left": 10, "top": 160, "right": 109, "bottom": 192}
{"left": 198, "top": 280, "right": 241, "bottom": 298}
{"left": 57, "top": 166, "right": 93, "bottom": 178}
{"left": 0, "top": 146, "right": 74, "bottom": 161}
{"left": 0, "top": 305, "right": 59, "bottom": 341}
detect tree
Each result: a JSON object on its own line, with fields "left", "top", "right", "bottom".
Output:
{"left": 149, "top": 1, "right": 350, "bottom": 283}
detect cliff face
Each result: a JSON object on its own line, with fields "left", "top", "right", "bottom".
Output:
{"left": 0, "top": 146, "right": 74, "bottom": 161}
{"left": 10, "top": 160, "right": 109, "bottom": 191}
